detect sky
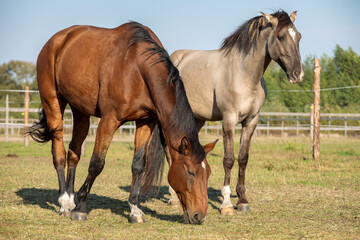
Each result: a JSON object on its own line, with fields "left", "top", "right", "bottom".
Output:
{"left": 0, "top": 0, "right": 359, "bottom": 65}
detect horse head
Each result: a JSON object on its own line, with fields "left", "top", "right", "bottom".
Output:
{"left": 168, "top": 137, "right": 217, "bottom": 224}
{"left": 262, "top": 11, "right": 304, "bottom": 84}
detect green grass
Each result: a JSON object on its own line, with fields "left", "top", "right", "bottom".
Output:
{"left": 0, "top": 137, "right": 359, "bottom": 239}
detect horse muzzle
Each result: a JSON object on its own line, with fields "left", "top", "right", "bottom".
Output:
{"left": 288, "top": 68, "right": 304, "bottom": 84}
{"left": 184, "top": 211, "right": 207, "bottom": 225}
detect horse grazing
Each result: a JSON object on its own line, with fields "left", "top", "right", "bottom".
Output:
{"left": 28, "top": 22, "right": 217, "bottom": 224}
{"left": 170, "top": 11, "right": 303, "bottom": 214}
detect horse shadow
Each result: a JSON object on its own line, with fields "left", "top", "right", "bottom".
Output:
{"left": 15, "top": 187, "right": 183, "bottom": 223}
{"left": 120, "top": 185, "right": 231, "bottom": 213}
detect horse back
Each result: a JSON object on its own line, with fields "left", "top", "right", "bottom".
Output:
{"left": 37, "top": 24, "right": 155, "bottom": 119}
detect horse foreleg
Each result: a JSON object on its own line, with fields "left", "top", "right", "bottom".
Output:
{"left": 235, "top": 114, "right": 259, "bottom": 211}
{"left": 220, "top": 115, "right": 237, "bottom": 215}
{"left": 128, "top": 120, "right": 155, "bottom": 223}
{"left": 62, "top": 109, "right": 90, "bottom": 216}
{"left": 71, "top": 115, "right": 119, "bottom": 221}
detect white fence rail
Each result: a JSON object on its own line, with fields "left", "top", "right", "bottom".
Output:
{"left": 1, "top": 107, "right": 359, "bottom": 141}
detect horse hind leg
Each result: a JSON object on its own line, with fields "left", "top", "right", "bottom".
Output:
{"left": 235, "top": 114, "right": 259, "bottom": 212}
{"left": 40, "top": 95, "right": 68, "bottom": 216}
{"left": 60, "top": 108, "right": 90, "bottom": 216}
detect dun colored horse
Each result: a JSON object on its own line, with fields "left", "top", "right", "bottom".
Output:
{"left": 28, "top": 22, "right": 217, "bottom": 224}
{"left": 170, "top": 11, "right": 303, "bottom": 214}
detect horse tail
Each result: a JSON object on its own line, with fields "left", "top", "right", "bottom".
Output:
{"left": 141, "top": 122, "right": 166, "bottom": 197}
{"left": 26, "top": 108, "right": 54, "bottom": 143}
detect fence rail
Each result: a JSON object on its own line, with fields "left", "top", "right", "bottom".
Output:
{"left": 1, "top": 107, "right": 359, "bottom": 141}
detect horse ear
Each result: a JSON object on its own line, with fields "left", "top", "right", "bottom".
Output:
{"left": 203, "top": 139, "right": 218, "bottom": 155}
{"left": 290, "top": 11, "right": 297, "bottom": 23}
{"left": 181, "top": 136, "right": 191, "bottom": 155}
{"left": 261, "top": 12, "right": 278, "bottom": 28}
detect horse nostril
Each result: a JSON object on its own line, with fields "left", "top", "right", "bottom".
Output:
{"left": 293, "top": 71, "right": 299, "bottom": 79}
{"left": 193, "top": 213, "right": 202, "bottom": 223}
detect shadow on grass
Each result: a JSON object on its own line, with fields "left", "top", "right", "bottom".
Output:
{"left": 16, "top": 187, "right": 183, "bottom": 223}
{"left": 120, "top": 185, "right": 229, "bottom": 213}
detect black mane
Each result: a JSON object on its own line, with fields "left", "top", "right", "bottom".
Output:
{"left": 128, "top": 22, "right": 205, "bottom": 163}
{"left": 220, "top": 10, "right": 292, "bottom": 55}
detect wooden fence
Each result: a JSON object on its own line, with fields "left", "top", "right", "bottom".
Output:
{"left": 1, "top": 107, "right": 359, "bottom": 141}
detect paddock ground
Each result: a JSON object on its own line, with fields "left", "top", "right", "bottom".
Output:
{"left": 0, "top": 137, "right": 359, "bottom": 239}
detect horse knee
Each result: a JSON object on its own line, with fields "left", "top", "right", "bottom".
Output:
{"left": 223, "top": 156, "right": 235, "bottom": 170}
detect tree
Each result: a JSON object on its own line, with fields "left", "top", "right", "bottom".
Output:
{"left": 0, "top": 60, "right": 37, "bottom": 108}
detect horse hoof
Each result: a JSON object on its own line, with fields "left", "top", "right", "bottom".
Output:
{"left": 220, "top": 207, "right": 235, "bottom": 215}
{"left": 130, "top": 215, "right": 145, "bottom": 223}
{"left": 70, "top": 211, "right": 87, "bottom": 221}
{"left": 61, "top": 210, "right": 71, "bottom": 217}
{"left": 236, "top": 203, "right": 250, "bottom": 211}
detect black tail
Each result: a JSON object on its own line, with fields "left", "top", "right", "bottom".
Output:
{"left": 141, "top": 122, "right": 166, "bottom": 197}
{"left": 26, "top": 109, "right": 53, "bottom": 143}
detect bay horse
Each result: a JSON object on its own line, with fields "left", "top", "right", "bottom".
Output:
{"left": 28, "top": 22, "right": 217, "bottom": 224}
{"left": 169, "top": 11, "right": 304, "bottom": 214}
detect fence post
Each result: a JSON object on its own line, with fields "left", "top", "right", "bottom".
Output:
{"left": 11, "top": 117, "right": 14, "bottom": 135}
{"left": 296, "top": 116, "right": 299, "bottom": 137}
{"left": 313, "top": 59, "right": 321, "bottom": 160}
{"left": 310, "top": 104, "right": 314, "bottom": 141}
{"left": 267, "top": 116, "right": 270, "bottom": 136}
{"left": 24, "top": 86, "right": 30, "bottom": 147}
{"left": 5, "top": 95, "right": 9, "bottom": 142}
{"left": 344, "top": 117, "right": 347, "bottom": 138}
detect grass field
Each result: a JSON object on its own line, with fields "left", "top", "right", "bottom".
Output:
{"left": 0, "top": 137, "right": 359, "bottom": 239}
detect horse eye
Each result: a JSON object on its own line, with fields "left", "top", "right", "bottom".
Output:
{"left": 188, "top": 171, "right": 195, "bottom": 177}
{"left": 278, "top": 36, "right": 285, "bottom": 41}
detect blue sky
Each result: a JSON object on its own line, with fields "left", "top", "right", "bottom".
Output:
{"left": 0, "top": 0, "right": 359, "bottom": 64}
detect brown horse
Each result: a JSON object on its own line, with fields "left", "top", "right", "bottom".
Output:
{"left": 28, "top": 22, "right": 217, "bottom": 224}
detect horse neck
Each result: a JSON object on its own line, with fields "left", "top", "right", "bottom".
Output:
{"left": 143, "top": 64, "right": 198, "bottom": 151}
{"left": 228, "top": 29, "right": 272, "bottom": 87}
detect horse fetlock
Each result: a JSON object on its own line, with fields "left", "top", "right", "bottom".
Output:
{"left": 58, "top": 192, "right": 76, "bottom": 213}
{"left": 220, "top": 185, "right": 234, "bottom": 210}
{"left": 129, "top": 203, "right": 145, "bottom": 223}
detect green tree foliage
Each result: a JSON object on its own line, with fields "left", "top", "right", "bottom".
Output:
{"left": 0, "top": 60, "right": 39, "bottom": 110}
{"left": 263, "top": 45, "right": 360, "bottom": 113}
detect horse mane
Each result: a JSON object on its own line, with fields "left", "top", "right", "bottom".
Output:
{"left": 220, "top": 10, "right": 292, "bottom": 55}
{"left": 128, "top": 22, "right": 205, "bottom": 164}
